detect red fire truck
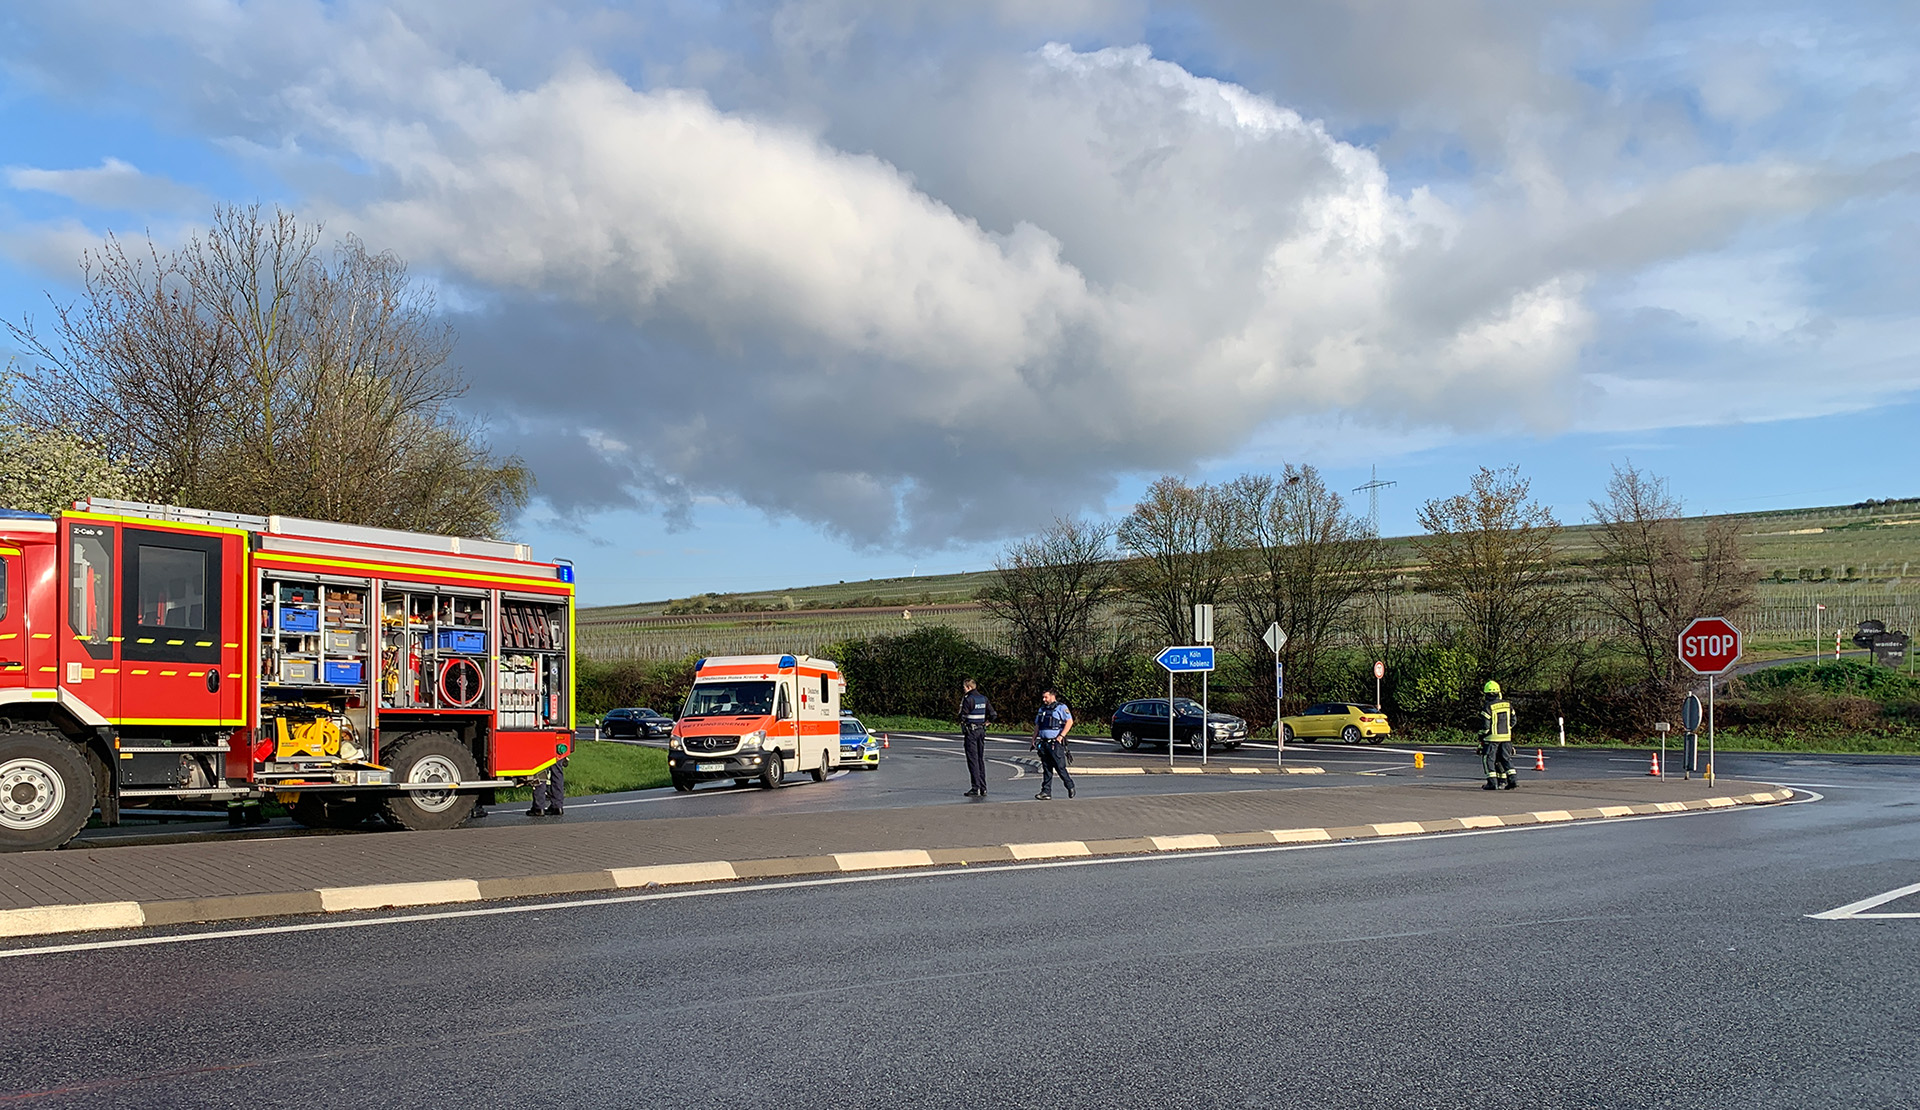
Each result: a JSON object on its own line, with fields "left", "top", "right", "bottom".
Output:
{"left": 0, "top": 498, "right": 575, "bottom": 852}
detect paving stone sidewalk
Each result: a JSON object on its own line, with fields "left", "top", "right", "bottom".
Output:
{"left": 0, "top": 778, "right": 1791, "bottom": 938}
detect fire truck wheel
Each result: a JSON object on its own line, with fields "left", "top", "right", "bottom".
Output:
{"left": 809, "top": 751, "right": 830, "bottom": 782}
{"left": 289, "top": 794, "right": 377, "bottom": 830}
{"left": 380, "top": 732, "right": 480, "bottom": 831}
{"left": 0, "top": 733, "right": 95, "bottom": 852}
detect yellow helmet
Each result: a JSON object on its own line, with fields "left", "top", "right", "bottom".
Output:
{"left": 1483, "top": 680, "right": 1501, "bottom": 695}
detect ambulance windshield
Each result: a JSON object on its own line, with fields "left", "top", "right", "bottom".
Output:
{"left": 682, "top": 681, "right": 776, "bottom": 718}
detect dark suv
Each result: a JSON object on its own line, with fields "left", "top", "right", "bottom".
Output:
{"left": 1109, "top": 698, "right": 1249, "bottom": 752}
{"left": 600, "top": 707, "right": 672, "bottom": 739}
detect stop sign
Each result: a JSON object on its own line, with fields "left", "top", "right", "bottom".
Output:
{"left": 1678, "top": 617, "right": 1743, "bottom": 676}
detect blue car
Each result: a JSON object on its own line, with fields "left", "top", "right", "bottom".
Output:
{"left": 839, "top": 717, "right": 881, "bottom": 769}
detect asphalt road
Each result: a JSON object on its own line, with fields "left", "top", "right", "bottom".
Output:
{"left": 64, "top": 731, "right": 1909, "bottom": 844}
{"left": 3, "top": 753, "right": 1917, "bottom": 1107}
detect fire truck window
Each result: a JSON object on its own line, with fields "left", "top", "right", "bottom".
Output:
{"left": 68, "top": 528, "right": 114, "bottom": 649}
{"left": 137, "top": 545, "right": 206, "bottom": 630}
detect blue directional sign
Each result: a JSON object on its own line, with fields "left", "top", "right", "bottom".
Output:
{"left": 1156, "top": 645, "right": 1216, "bottom": 673}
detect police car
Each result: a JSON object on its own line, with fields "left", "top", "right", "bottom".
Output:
{"left": 839, "top": 715, "right": 882, "bottom": 769}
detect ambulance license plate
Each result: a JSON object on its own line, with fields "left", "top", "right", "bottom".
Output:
{"left": 696, "top": 762, "right": 724, "bottom": 772}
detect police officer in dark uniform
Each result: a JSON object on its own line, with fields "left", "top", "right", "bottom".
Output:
{"left": 1032, "top": 688, "right": 1075, "bottom": 800}
{"left": 959, "top": 678, "right": 995, "bottom": 797}
{"left": 1479, "top": 680, "right": 1517, "bottom": 790}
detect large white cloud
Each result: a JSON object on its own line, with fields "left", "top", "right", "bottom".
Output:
{"left": 0, "top": 0, "right": 1911, "bottom": 548}
{"left": 275, "top": 39, "right": 1587, "bottom": 544}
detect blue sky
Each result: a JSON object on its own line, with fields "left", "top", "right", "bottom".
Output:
{"left": 1, "top": 2, "right": 1915, "bottom": 605}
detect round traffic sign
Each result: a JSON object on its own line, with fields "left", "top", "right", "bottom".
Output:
{"left": 1373, "top": 661, "right": 1385, "bottom": 679}
{"left": 1678, "top": 617, "right": 1742, "bottom": 676}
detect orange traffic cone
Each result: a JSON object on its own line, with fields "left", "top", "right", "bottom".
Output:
{"left": 881, "top": 733, "right": 889, "bottom": 748}
{"left": 1647, "top": 752, "right": 1661, "bottom": 776}
{"left": 1533, "top": 748, "right": 1546, "bottom": 772}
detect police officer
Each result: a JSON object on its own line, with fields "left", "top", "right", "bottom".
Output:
{"left": 1479, "top": 680, "right": 1517, "bottom": 790}
{"left": 959, "top": 678, "right": 995, "bottom": 797}
{"left": 1031, "top": 688, "right": 1076, "bottom": 800}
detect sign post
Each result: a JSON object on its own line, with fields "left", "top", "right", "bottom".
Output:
{"left": 1194, "top": 605, "right": 1214, "bottom": 765}
{"left": 1263, "top": 623, "right": 1288, "bottom": 769}
{"left": 1680, "top": 693, "right": 1702, "bottom": 779}
{"left": 1678, "top": 617, "right": 1742, "bottom": 786}
{"left": 1156, "top": 645, "right": 1216, "bottom": 769}
{"left": 1373, "top": 659, "right": 1384, "bottom": 711}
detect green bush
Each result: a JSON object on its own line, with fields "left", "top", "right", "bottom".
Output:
{"left": 577, "top": 655, "right": 699, "bottom": 717}
{"left": 824, "top": 626, "right": 1018, "bottom": 721}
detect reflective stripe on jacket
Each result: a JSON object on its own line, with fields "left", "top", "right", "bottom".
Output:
{"left": 1482, "top": 699, "right": 1514, "bottom": 742}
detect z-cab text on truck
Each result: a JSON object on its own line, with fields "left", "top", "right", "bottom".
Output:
{"left": 0, "top": 498, "right": 575, "bottom": 852}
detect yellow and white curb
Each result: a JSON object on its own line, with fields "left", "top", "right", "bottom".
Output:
{"left": 0, "top": 788, "right": 1794, "bottom": 941}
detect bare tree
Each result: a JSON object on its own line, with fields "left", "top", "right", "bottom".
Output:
{"left": 1117, "top": 475, "right": 1237, "bottom": 647}
{"left": 6, "top": 204, "right": 530, "bottom": 537}
{"left": 1223, "top": 466, "right": 1379, "bottom": 710}
{"left": 1414, "top": 466, "right": 1565, "bottom": 689}
{"left": 1589, "top": 463, "right": 1756, "bottom": 682}
{"left": 979, "top": 517, "right": 1118, "bottom": 692}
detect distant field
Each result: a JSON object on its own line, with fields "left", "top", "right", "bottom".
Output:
{"left": 579, "top": 498, "right": 1920, "bottom": 661}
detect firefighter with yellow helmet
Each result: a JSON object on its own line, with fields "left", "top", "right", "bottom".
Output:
{"left": 1479, "top": 680, "right": 1517, "bottom": 790}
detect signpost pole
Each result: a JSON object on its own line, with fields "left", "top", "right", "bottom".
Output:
{"left": 1275, "top": 658, "right": 1284, "bottom": 770}
{"left": 1263, "top": 622, "right": 1289, "bottom": 769}
{"left": 1168, "top": 670, "right": 1175, "bottom": 769}
{"left": 1712, "top": 668, "right": 1728, "bottom": 783}
{"left": 1194, "top": 605, "right": 1213, "bottom": 766}
{"left": 1201, "top": 669, "right": 1209, "bottom": 766}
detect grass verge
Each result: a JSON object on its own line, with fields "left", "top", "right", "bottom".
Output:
{"left": 498, "top": 740, "right": 671, "bottom": 801}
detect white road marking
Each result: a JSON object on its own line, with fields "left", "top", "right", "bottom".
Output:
{"left": 1809, "top": 880, "right": 1920, "bottom": 920}
{"left": 0, "top": 799, "right": 1803, "bottom": 961}
{"left": 1767, "top": 781, "right": 1911, "bottom": 790}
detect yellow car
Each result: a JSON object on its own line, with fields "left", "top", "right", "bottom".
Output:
{"left": 1280, "top": 702, "right": 1391, "bottom": 744}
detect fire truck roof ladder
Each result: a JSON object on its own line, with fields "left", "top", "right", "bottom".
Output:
{"left": 72, "top": 498, "right": 534, "bottom": 562}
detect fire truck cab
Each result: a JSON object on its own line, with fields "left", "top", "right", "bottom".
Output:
{"left": 667, "top": 654, "right": 844, "bottom": 791}
{"left": 0, "top": 498, "right": 575, "bottom": 852}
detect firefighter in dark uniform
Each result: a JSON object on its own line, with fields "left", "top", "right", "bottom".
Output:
{"left": 959, "top": 678, "right": 995, "bottom": 797}
{"left": 528, "top": 749, "right": 568, "bottom": 816}
{"left": 1032, "top": 689, "right": 1075, "bottom": 800}
{"left": 1480, "top": 680, "right": 1517, "bottom": 790}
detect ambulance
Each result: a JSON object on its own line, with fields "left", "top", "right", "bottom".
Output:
{"left": 667, "top": 654, "right": 844, "bottom": 791}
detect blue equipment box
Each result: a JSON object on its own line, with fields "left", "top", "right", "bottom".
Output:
{"left": 280, "top": 608, "right": 320, "bottom": 632}
{"left": 323, "top": 659, "right": 363, "bottom": 685}
{"left": 437, "top": 629, "right": 487, "bottom": 654}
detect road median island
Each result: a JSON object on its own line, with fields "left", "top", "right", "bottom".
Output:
{"left": 0, "top": 780, "right": 1796, "bottom": 941}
